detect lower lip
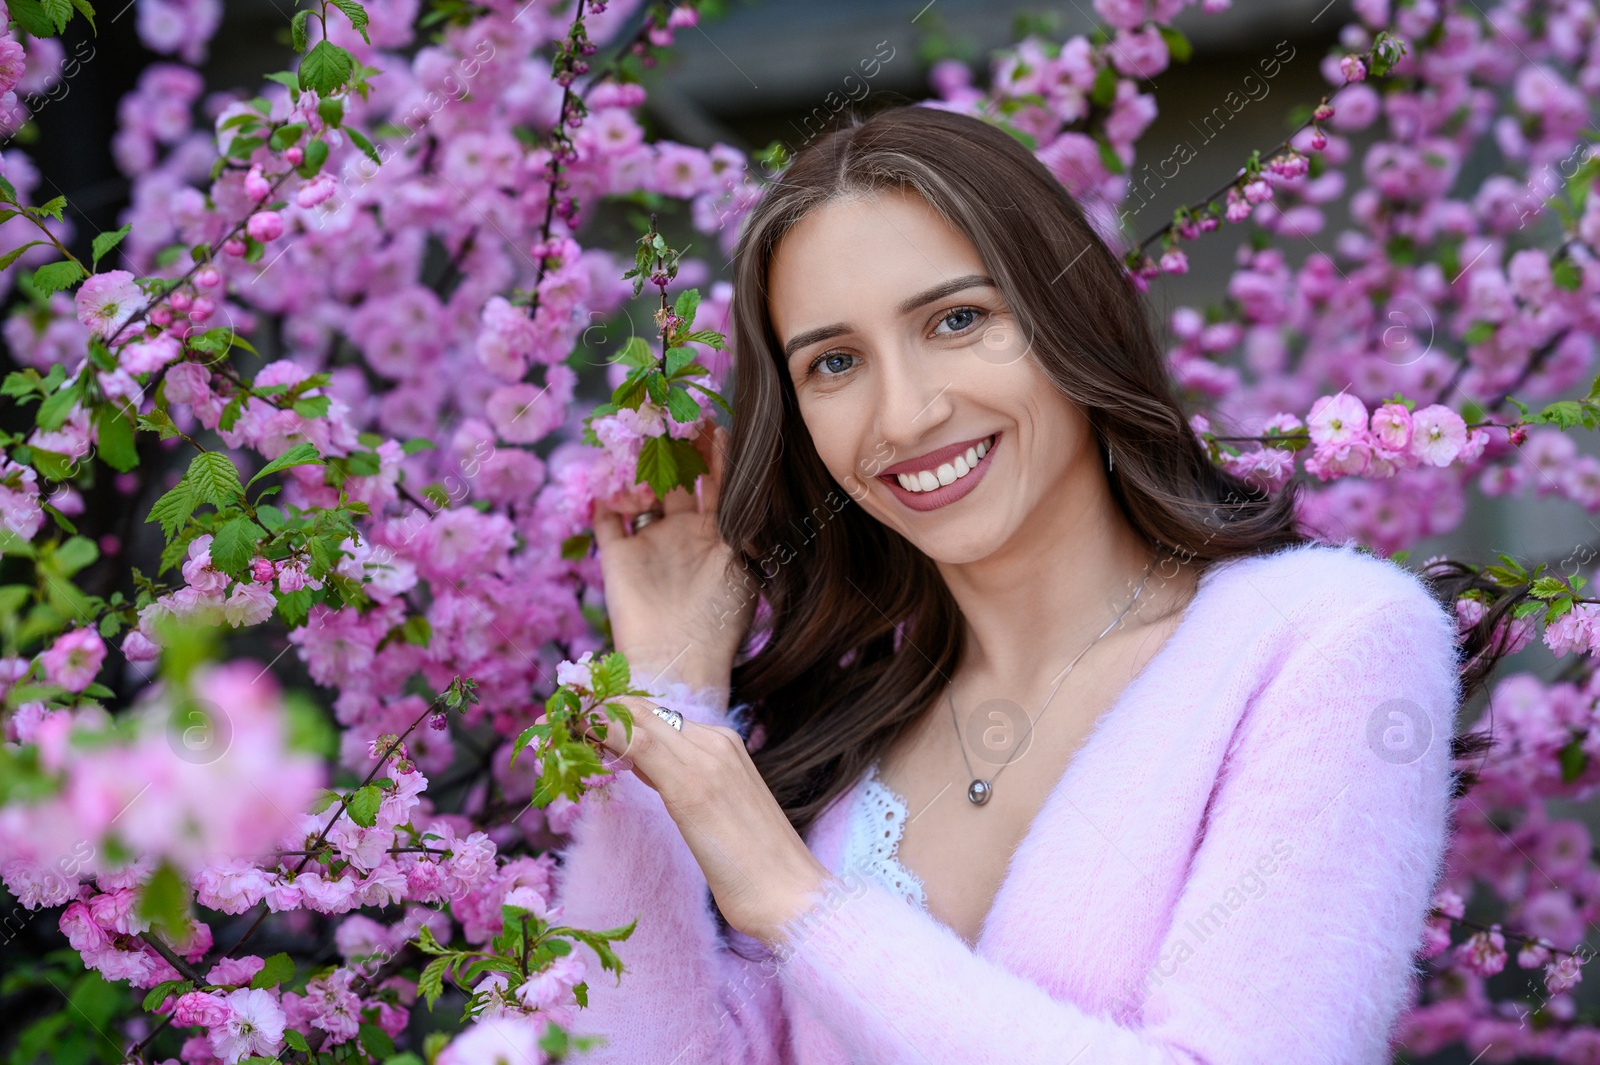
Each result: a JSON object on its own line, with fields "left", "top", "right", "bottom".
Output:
{"left": 878, "top": 433, "right": 1000, "bottom": 513}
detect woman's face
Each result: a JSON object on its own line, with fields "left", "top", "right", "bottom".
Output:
{"left": 767, "top": 187, "right": 1097, "bottom": 565}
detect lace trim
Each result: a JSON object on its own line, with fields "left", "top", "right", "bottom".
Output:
{"left": 843, "top": 761, "right": 928, "bottom": 911}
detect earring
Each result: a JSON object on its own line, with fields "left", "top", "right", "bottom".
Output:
{"left": 1108, "top": 445, "right": 1115, "bottom": 473}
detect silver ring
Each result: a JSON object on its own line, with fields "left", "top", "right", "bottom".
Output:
{"left": 630, "top": 510, "right": 664, "bottom": 534}
{"left": 651, "top": 705, "right": 683, "bottom": 731}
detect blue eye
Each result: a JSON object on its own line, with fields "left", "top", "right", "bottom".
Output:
{"left": 803, "top": 307, "right": 988, "bottom": 379}
{"left": 936, "top": 307, "right": 983, "bottom": 334}
{"left": 808, "top": 351, "right": 858, "bottom": 377}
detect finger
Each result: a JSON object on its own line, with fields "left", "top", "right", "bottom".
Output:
{"left": 662, "top": 483, "right": 696, "bottom": 516}
{"left": 584, "top": 696, "right": 669, "bottom": 764}
{"left": 698, "top": 424, "right": 729, "bottom": 517}
{"left": 591, "top": 496, "right": 628, "bottom": 549}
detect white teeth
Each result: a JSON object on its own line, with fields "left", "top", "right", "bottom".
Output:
{"left": 894, "top": 435, "right": 996, "bottom": 492}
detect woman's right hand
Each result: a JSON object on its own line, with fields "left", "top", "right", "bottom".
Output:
{"left": 590, "top": 422, "right": 756, "bottom": 701}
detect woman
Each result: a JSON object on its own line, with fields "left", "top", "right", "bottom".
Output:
{"left": 550, "top": 104, "right": 1488, "bottom": 1063}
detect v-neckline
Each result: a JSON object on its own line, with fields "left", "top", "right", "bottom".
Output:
{"left": 865, "top": 556, "right": 1234, "bottom": 954}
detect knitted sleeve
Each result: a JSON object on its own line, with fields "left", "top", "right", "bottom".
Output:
{"left": 767, "top": 578, "right": 1461, "bottom": 1064}
{"left": 551, "top": 678, "right": 792, "bottom": 1064}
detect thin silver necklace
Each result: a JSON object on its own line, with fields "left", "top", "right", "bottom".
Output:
{"left": 948, "top": 550, "right": 1159, "bottom": 806}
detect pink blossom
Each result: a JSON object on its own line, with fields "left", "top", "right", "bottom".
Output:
{"left": 296, "top": 174, "right": 337, "bottom": 208}
{"left": 1456, "top": 924, "right": 1507, "bottom": 976}
{"left": 173, "top": 990, "right": 232, "bottom": 1027}
{"left": 210, "top": 988, "right": 285, "bottom": 1063}
{"left": 195, "top": 860, "right": 271, "bottom": 914}
{"left": 1409, "top": 404, "right": 1468, "bottom": 466}
{"left": 40, "top": 627, "right": 106, "bottom": 692}
{"left": 224, "top": 581, "right": 276, "bottom": 627}
{"left": 1307, "top": 392, "right": 1368, "bottom": 446}
{"left": 513, "top": 954, "right": 586, "bottom": 1012}
{"left": 243, "top": 164, "right": 271, "bottom": 202}
{"left": 120, "top": 333, "right": 182, "bottom": 374}
{"left": 246, "top": 211, "right": 285, "bottom": 243}
{"left": 1547, "top": 953, "right": 1584, "bottom": 995}
{"left": 75, "top": 271, "right": 143, "bottom": 338}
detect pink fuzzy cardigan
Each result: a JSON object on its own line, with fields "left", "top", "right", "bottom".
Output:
{"left": 551, "top": 540, "right": 1463, "bottom": 1063}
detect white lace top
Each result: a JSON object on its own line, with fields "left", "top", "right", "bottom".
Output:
{"left": 841, "top": 759, "right": 929, "bottom": 912}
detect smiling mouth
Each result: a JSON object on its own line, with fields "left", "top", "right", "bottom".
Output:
{"left": 888, "top": 434, "right": 996, "bottom": 493}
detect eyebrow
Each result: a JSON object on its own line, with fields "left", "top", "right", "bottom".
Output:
{"left": 781, "top": 273, "right": 996, "bottom": 362}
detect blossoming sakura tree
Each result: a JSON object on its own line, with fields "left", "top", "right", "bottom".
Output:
{"left": 3, "top": 0, "right": 1600, "bottom": 1059}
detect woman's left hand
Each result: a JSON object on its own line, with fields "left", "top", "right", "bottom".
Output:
{"left": 542, "top": 695, "right": 836, "bottom": 949}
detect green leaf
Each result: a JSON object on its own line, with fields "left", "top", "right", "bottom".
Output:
{"left": 330, "top": 0, "right": 371, "bottom": 44}
{"left": 135, "top": 862, "right": 191, "bottom": 937}
{"left": 28, "top": 196, "right": 66, "bottom": 221}
{"left": 1095, "top": 135, "right": 1125, "bottom": 176}
{"left": 8, "top": 0, "right": 58, "bottom": 37}
{"left": 210, "top": 516, "right": 266, "bottom": 575}
{"left": 664, "top": 346, "right": 696, "bottom": 378}
{"left": 187, "top": 451, "right": 246, "bottom": 508}
{"left": 94, "top": 403, "right": 139, "bottom": 472}
{"left": 142, "top": 979, "right": 193, "bottom": 1012}
{"left": 359, "top": 1022, "right": 394, "bottom": 1060}
{"left": 672, "top": 287, "right": 701, "bottom": 330}
{"left": 302, "top": 138, "right": 331, "bottom": 174}
{"left": 418, "top": 956, "right": 448, "bottom": 1009}
{"left": 51, "top": 535, "right": 98, "bottom": 576}
{"left": 146, "top": 481, "right": 198, "bottom": 540}
{"left": 346, "top": 784, "right": 382, "bottom": 827}
{"left": 401, "top": 437, "right": 436, "bottom": 456}
{"left": 283, "top": 1030, "right": 311, "bottom": 1054}
{"left": 35, "top": 375, "right": 81, "bottom": 431}
{"left": 269, "top": 123, "right": 307, "bottom": 151}
{"left": 31, "top": 259, "right": 88, "bottom": 296}
{"left": 316, "top": 97, "right": 344, "bottom": 129}
{"left": 290, "top": 9, "right": 311, "bottom": 53}
{"left": 510, "top": 724, "right": 542, "bottom": 768}
{"left": 614, "top": 335, "right": 654, "bottom": 370}
{"left": 39, "top": 0, "right": 72, "bottom": 32}
{"left": 346, "top": 126, "right": 382, "bottom": 167}
{"left": 1090, "top": 64, "right": 1117, "bottom": 107}
{"left": 249, "top": 953, "right": 294, "bottom": 990}
{"left": 247, "top": 441, "right": 325, "bottom": 486}
{"left": 634, "top": 434, "right": 709, "bottom": 499}
{"left": 1463, "top": 321, "right": 1496, "bottom": 345}
{"left": 298, "top": 40, "right": 354, "bottom": 96}
{"left": 665, "top": 385, "right": 700, "bottom": 424}
{"left": 1554, "top": 260, "right": 1582, "bottom": 291}
{"left": 1157, "top": 25, "right": 1193, "bottom": 63}
{"left": 1561, "top": 736, "right": 1589, "bottom": 784}
{"left": 91, "top": 225, "right": 132, "bottom": 268}
{"left": 292, "top": 395, "right": 331, "bottom": 419}
{"left": 560, "top": 531, "right": 592, "bottom": 561}
{"left": 0, "top": 240, "right": 48, "bottom": 272}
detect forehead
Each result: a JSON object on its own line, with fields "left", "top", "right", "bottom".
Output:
{"left": 766, "top": 189, "right": 984, "bottom": 334}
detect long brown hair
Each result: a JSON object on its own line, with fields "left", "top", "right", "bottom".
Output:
{"left": 712, "top": 103, "right": 1497, "bottom": 907}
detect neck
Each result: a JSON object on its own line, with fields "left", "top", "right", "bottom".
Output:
{"left": 934, "top": 463, "right": 1172, "bottom": 696}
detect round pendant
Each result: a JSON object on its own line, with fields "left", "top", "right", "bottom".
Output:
{"left": 967, "top": 779, "right": 992, "bottom": 805}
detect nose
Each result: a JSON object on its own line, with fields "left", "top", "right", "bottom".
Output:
{"left": 872, "top": 337, "right": 956, "bottom": 461}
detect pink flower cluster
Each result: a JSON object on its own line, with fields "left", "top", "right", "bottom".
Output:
{"left": 0, "top": 662, "right": 323, "bottom": 897}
